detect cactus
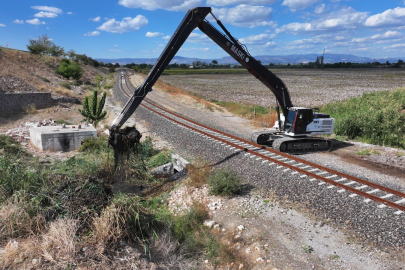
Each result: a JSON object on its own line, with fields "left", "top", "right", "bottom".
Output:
{"left": 78, "top": 90, "right": 107, "bottom": 128}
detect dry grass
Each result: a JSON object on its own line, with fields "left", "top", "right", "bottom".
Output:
{"left": 186, "top": 158, "right": 212, "bottom": 188}
{"left": 41, "top": 219, "right": 78, "bottom": 264}
{"left": 23, "top": 104, "right": 37, "bottom": 114}
{"left": 92, "top": 203, "right": 123, "bottom": 249}
{"left": 152, "top": 229, "right": 197, "bottom": 269}
{"left": 0, "top": 218, "right": 78, "bottom": 268}
{"left": 53, "top": 86, "right": 76, "bottom": 97}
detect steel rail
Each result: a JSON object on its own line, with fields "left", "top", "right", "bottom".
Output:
{"left": 118, "top": 72, "right": 405, "bottom": 213}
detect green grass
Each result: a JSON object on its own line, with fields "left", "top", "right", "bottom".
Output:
{"left": 356, "top": 148, "right": 380, "bottom": 155}
{"left": 324, "top": 87, "right": 405, "bottom": 149}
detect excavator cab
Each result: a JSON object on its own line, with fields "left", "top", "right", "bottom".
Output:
{"left": 284, "top": 108, "right": 314, "bottom": 135}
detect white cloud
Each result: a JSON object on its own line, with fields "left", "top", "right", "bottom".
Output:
{"left": 364, "top": 7, "right": 405, "bottom": 27}
{"left": 265, "top": 41, "right": 276, "bottom": 47}
{"left": 179, "top": 47, "right": 210, "bottom": 52}
{"left": 26, "top": 18, "right": 46, "bottom": 25}
{"left": 84, "top": 31, "right": 101, "bottom": 36}
{"left": 352, "top": 31, "right": 404, "bottom": 43}
{"left": 34, "top": 11, "right": 58, "bottom": 18}
{"left": 90, "top": 16, "right": 101, "bottom": 22}
{"left": 13, "top": 20, "right": 24, "bottom": 24}
{"left": 212, "top": 5, "right": 276, "bottom": 28}
{"left": 118, "top": 0, "right": 204, "bottom": 11}
{"left": 67, "top": 12, "right": 73, "bottom": 15}
{"left": 186, "top": 32, "right": 212, "bottom": 44}
{"left": 31, "top": 6, "right": 62, "bottom": 14}
{"left": 239, "top": 33, "right": 276, "bottom": 45}
{"left": 0, "top": 24, "right": 5, "bottom": 27}
{"left": 278, "top": 7, "right": 368, "bottom": 34}
{"left": 146, "top": 31, "right": 163, "bottom": 37}
{"left": 314, "top": 4, "right": 326, "bottom": 14}
{"left": 282, "top": 0, "right": 320, "bottom": 12}
{"left": 162, "top": 35, "right": 171, "bottom": 40}
{"left": 207, "top": 0, "right": 277, "bottom": 6}
{"left": 97, "top": 16, "right": 148, "bottom": 33}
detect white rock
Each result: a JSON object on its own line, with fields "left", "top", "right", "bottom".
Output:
{"left": 203, "top": 220, "right": 216, "bottom": 228}
{"left": 237, "top": 225, "right": 245, "bottom": 231}
{"left": 256, "top": 257, "right": 264, "bottom": 263}
{"left": 246, "top": 247, "right": 251, "bottom": 253}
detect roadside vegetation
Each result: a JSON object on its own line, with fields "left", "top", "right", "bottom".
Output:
{"left": 325, "top": 87, "right": 405, "bottom": 149}
{"left": 0, "top": 132, "right": 245, "bottom": 268}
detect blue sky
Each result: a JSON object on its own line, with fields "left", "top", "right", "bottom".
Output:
{"left": 1, "top": 0, "right": 405, "bottom": 60}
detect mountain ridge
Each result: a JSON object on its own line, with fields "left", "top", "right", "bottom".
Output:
{"left": 97, "top": 53, "right": 404, "bottom": 66}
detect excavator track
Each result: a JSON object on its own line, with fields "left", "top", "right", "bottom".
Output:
{"left": 272, "top": 136, "right": 332, "bottom": 154}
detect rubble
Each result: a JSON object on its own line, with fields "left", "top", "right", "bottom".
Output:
{"left": 2, "top": 119, "right": 58, "bottom": 145}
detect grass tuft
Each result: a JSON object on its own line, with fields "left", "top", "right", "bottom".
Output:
{"left": 207, "top": 168, "right": 242, "bottom": 196}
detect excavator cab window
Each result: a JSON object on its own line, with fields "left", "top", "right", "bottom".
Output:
{"left": 294, "top": 109, "right": 313, "bottom": 134}
{"left": 284, "top": 110, "right": 297, "bottom": 133}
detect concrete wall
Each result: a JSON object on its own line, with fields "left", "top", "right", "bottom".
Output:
{"left": 0, "top": 93, "right": 52, "bottom": 113}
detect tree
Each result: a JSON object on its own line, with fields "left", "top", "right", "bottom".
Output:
{"left": 48, "top": 45, "right": 65, "bottom": 57}
{"left": 67, "top": 49, "right": 76, "bottom": 60}
{"left": 212, "top": 60, "right": 218, "bottom": 65}
{"left": 78, "top": 90, "right": 107, "bottom": 128}
{"left": 56, "top": 59, "right": 83, "bottom": 80}
{"left": 27, "top": 35, "right": 51, "bottom": 55}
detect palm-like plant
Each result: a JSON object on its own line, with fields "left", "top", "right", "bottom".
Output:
{"left": 78, "top": 90, "right": 107, "bottom": 128}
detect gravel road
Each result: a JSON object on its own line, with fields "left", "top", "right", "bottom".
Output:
{"left": 111, "top": 72, "right": 405, "bottom": 269}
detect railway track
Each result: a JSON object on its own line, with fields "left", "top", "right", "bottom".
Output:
{"left": 118, "top": 72, "right": 405, "bottom": 215}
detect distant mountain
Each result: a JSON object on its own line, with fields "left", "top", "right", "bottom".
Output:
{"left": 97, "top": 53, "right": 404, "bottom": 66}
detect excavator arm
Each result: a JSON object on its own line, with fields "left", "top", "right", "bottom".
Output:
{"left": 109, "top": 6, "right": 293, "bottom": 135}
{"left": 110, "top": 7, "right": 212, "bottom": 133}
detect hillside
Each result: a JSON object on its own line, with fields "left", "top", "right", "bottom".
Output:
{"left": 0, "top": 48, "right": 106, "bottom": 97}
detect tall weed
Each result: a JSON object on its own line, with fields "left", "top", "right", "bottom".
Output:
{"left": 325, "top": 87, "right": 405, "bottom": 148}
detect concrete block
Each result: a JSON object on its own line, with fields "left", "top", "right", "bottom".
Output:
{"left": 29, "top": 125, "right": 97, "bottom": 152}
{"left": 171, "top": 153, "right": 190, "bottom": 172}
{"left": 150, "top": 162, "right": 174, "bottom": 176}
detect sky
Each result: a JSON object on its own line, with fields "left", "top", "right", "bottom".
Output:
{"left": 1, "top": 0, "right": 405, "bottom": 60}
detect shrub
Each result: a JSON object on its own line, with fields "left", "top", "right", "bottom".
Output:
{"left": 56, "top": 59, "right": 83, "bottom": 80}
{"left": 58, "top": 81, "right": 71, "bottom": 89}
{"left": 79, "top": 136, "right": 108, "bottom": 152}
{"left": 207, "top": 168, "right": 241, "bottom": 196}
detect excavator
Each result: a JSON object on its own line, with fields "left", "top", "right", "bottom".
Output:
{"left": 109, "top": 7, "right": 335, "bottom": 154}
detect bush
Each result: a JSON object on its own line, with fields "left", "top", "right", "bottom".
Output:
{"left": 79, "top": 136, "right": 108, "bottom": 152}
{"left": 207, "top": 169, "right": 241, "bottom": 196}
{"left": 56, "top": 59, "right": 83, "bottom": 80}
{"left": 59, "top": 81, "right": 71, "bottom": 89}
